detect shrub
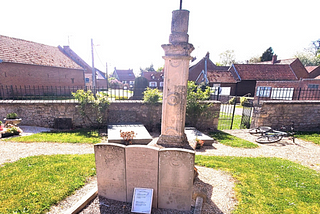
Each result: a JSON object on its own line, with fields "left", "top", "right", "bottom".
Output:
{"left": 143, "top": 88, "right": 162, "bottom": 104}
{"left": 240, "top": 96, "right": 250, "bottom": 106}
{"left": 228, "top": 97, "right": 236, "bottom": 105}
{"left": 72, "top": 90, "right": 109, "bottom": 127}
{"left": 186, "top": 81, "right": 212, "bottom": 126}
{"left": 6, "top": 112, "right": 18, "bottom": 119}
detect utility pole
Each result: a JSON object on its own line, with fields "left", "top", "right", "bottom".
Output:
{"left": 91, "top": 38, "right": 96, "bottom": 89}
{"left": 106, "top": 62, "right": 108, "bottom": 90}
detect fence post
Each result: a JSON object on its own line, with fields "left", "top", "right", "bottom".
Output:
{"left": 230, "top": 83, "right": 238, "bottom": 129}
{"left": 297, "top": 87, "right": 301, "bottom": 100}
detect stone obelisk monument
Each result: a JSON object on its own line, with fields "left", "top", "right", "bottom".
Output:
{"left": 157, "top": 8, "right": 194, "bottom": 149}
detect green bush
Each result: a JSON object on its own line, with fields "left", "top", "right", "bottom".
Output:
{"left": 6, "top": 112, "right": 18, "bottom": 119}
{"left": 240, "top": 97, "right": 250, "bottom": 106}
{"left": 228, "top": 97, "right": 236, "bottom": 105}
{"left": 143, "top": 87, "right": 162, "bottom": 104}
{"left": 186, "top": 81, "right": 212, "bottom": 126}
{"left": 72, "top": 90, "right": 109, "bottom": 127}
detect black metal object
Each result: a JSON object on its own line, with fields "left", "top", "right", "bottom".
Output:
{"left": 180, "top": 0, "right": 183, "bottom": 10}
{"left": 0, "top": 85, "right": 150, "bottom": 101}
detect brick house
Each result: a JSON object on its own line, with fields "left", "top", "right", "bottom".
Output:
{"left": 306, "top": 66, "right": 320, "bottom": 79}
{"left": 60, "top": 46, "right": 108, "bottom": 87}
{"left": 0, "top": 35, "right": 85, "bottom": 89}
{"left": 189, "top": 52, "right": 229, "bottom": 84}
{"left": 207, "top": 55, "right": 320, "bottom": 97}
{"left": 111, "top": 68, "right": 135, "bottom": 88}
{"left": 141, "top": 71, "right": 164, "bottom": 89}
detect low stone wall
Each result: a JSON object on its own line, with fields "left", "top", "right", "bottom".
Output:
{"left": 0, "top": 100, "right": 220, "bottom": 131}
{"left": 251, "top": 100, "right": 320, "bottom": 131}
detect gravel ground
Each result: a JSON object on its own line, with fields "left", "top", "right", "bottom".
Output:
{"left": 1, "top": 127, "right": 319, "bottom": 214}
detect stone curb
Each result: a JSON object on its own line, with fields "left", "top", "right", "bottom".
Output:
{"left": 65, "top": 187, "right": 98, "bottom": 214}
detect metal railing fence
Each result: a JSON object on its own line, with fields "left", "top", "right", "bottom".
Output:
{"left": 0, "top": 85, "right": 149, "bottom": 101}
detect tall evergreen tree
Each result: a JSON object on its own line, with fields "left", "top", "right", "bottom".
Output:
{"left": 260, "top": 47, "right": 274, "bottom": 62}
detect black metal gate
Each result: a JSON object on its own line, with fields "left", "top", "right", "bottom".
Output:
{"left": 217, "top": 97, "right": 253, "bottom": 130}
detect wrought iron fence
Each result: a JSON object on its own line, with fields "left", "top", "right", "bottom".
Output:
{"left": 0, "top": 85, "right": 148, "bottom": 101}
{"left": 256, "top": 87, "right": 320, "bottom": 104}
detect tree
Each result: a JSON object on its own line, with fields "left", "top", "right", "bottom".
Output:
{"left": 131, "top": 76, "right": 149, "bottom": 99}
{"left": 260, "top": 47, "right": 274, "bottom": 62}
{"left": 156, "top": 66, "right": 164, "bottom": 72}
{"left": 294, "top": 51, "right": 320, "bottom": 66}
{"left": 248, "top": 55, "right": 261, "bottom": 63}
{"left": 219, "top": 50, "right": 236, "bottom": 66}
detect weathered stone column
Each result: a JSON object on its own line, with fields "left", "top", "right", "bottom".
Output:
{"left": 157, "top": 10, "right": 194, "bottom": 149}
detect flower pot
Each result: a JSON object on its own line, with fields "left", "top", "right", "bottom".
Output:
{"left": 4, "top": 118, "right": 22, "bottom": 126}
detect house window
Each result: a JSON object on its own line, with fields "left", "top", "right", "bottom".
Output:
{"left": 160, "top": 82, "right": 164, "bottom": 87}
{"left": 256, "top": 86, "right": 271, "bottom": 97}
{"left": 85, "top": 78, "right": 90, "bottom": 83}
{"left": 149, "top": 82, "right": 157, "bottom": 87}
{"left": 308, "top": 84, "right": 319, "bottom": 89}
{"left": 71, "top": 78, "right": 74, "bottom": 84}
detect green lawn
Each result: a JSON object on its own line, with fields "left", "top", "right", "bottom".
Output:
{"left": 295, "top": 131, "right": 320, "bottom": 146}
{"left": 2, "top": 129, "right": 102, "bottom": 144}
{"left": 218, "top": 113, "right": 243, "bottom": 130}
{"left": 211, "top": 131, "right": 258, "bottom": 148}
{"left": 196, "top": 156, "right": 320, "bottom": 214}
{"left": 0, "top": 154, "right": 96, "bottom": 214}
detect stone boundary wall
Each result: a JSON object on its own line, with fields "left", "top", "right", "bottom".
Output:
{"left": 251, "top": 100, "right": 320, "bottom": 131}
{"left": 0, "top": 100, "right": 220, "bottom": 131}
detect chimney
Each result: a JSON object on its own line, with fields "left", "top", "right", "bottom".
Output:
{"left": 272, "top": 55, "right": 277, "bottom": 64}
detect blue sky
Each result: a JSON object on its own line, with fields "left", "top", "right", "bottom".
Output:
{"left": 1, "top": 0, "right": 319, "bottom": 75}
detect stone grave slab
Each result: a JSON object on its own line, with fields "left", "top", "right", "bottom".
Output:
{"left": 126, "top": 145, "right": 159, "bottom": 208}
{"left": 108, "top": 124, "right": 152, "bottom": 145}
{"left": 94, "top": 143, "right": 127, "bottom": 202}
{"left": 185, "top": 127, "right": 214, "bottom": 146}
{"left": 158, "top": 148, "right": 195, "bottom": 211}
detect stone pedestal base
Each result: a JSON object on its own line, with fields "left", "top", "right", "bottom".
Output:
{"left": 156, "top": 134, "right": 193, "bottom": 150}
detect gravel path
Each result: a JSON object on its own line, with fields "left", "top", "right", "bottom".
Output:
{"left": 1, "top": 127, "right": 319, "bottom": 214}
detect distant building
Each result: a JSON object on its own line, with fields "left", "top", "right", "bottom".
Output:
{"left": 141, "top": 71, "right": 164, "bottom": 89}
{"left": 0, "top": 35, "right": 85, "bottom": 88}
{"left": 111, "top": 68, "right": 135, "bottom": 88}
{"left": 60, "top": 46, "right": 107, "bottom": 87}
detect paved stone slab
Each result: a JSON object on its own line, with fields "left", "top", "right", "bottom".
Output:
{"left": 158, "top": 148, "right": 195, "bottom": 211}
{"left": 108, "top": 124, "right": 152, "bottom": 145}
{"left": 94, "top": 143, "right": 127, "bottom": 202}
{"left": 126, "top": 145, "right": 159, "bottom": 208}
{"left": 185, "top": 127, "right": 214, "bottom": 146}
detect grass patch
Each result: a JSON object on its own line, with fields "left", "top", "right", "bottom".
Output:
{"left": 2, "top": 128, "right": 101, "bottom": 144}
{"left": 295, "top": 131, "right": 320, "bottom": 145}
{"left": 211, "top": 131, "right": 258, "bottom": 148}
{"left": 218, "top": 113, "right": 242, "bottom": 130}
{"left": 0, "top": 154, "right": 96, "bottom": 214}
{"left": 195, "top": 155, "right": 320, "bottom": 214}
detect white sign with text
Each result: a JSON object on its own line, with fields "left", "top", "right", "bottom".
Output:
{"left": 131, "top": 188, "right": 153, "bottom": 214}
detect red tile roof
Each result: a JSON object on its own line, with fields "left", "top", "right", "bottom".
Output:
{"left": 305, "top": 66, "right": 318, "bottom": 73}
{"left": 189, "top": 52, "right": 219, "bottom": 81}
{"left": 207, "top": 70, "right": 237, "bottom": 83}
{"left": 257, "top": 58, "right": 296, "bottom": 65}
{"left": 141, "top": 71, "right": 164, "bottom": 81}
{"left": 0, "top": 35, "right": 82, "bottom": 69}
{"left": 231, "top": 64, "right": 298, "bottom": 81}
{"left": 113, "top": 68, "right": 135, "bottom": 81}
